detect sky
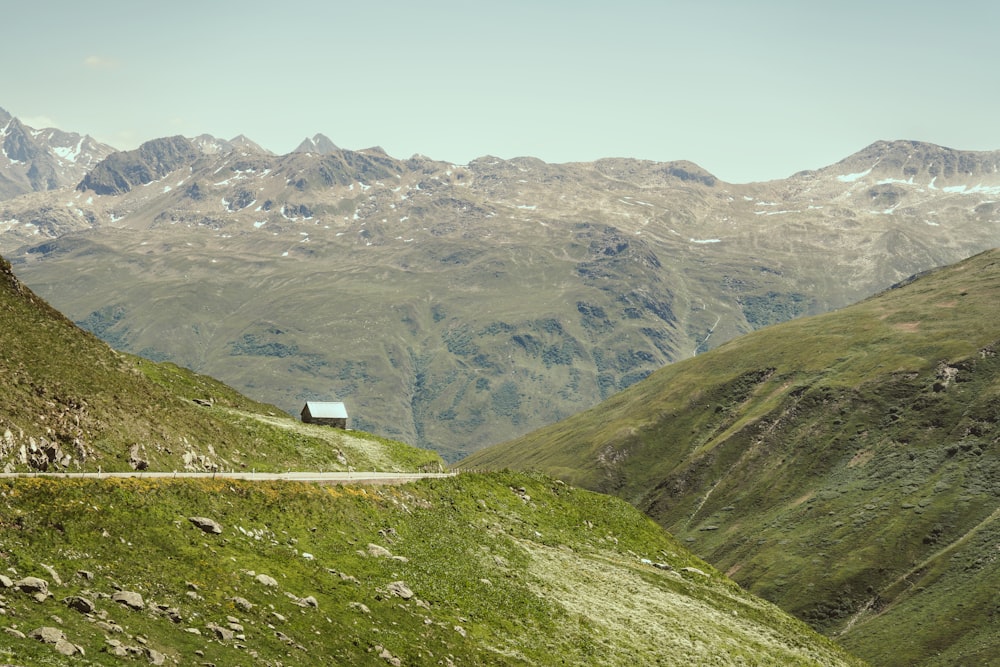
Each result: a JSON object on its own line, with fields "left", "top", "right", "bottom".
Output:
{"left": 4, "top": 0, "right": 1000, "bottom": 183}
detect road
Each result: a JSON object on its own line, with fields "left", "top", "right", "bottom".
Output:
{"left": 0, "top": 470, "right": 455, "bottom": 485}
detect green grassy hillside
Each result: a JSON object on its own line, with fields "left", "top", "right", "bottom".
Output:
{"left": 0, "top": 254, "right": 441, "bottom": 473}
{"left": 0, "top": 472, "right": 864, "bottom": 666}
{"left": 462, "top": 249, "right": 1000, "bottom": 666}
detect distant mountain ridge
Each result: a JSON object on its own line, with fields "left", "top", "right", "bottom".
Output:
{"left": 1, "top": 111, "right": 999, "bottom": 460}
{"left": 0, "top": 107, "right": 115, "bottom": 198}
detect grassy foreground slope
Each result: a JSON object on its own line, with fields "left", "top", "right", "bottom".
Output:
{"left": 462, "top": 249, "right": 1000, "bottom": 666}
{"left": 0, "top": 472, "right": 863, "bottom": 666}
{"left": 0, "top": 254, "right": 442, "bottom": 473}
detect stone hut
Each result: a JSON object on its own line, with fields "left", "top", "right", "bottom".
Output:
{"left": 300, "top": 401, "right": 348, "bottom": 429}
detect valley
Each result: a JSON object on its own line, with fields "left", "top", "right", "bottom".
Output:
{"left": 2, "top": 122, "right": 1000, "bottom": 461}
{"left": 2, "top": 108, "right": 999, "bottom": 664}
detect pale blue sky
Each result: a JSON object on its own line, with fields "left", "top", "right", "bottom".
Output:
{"left": 5, "top": 1, "right": 999, "bottom": 183}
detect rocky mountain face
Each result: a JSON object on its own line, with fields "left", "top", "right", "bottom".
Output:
{"left": 76, "top": 135, "right": 202, "bottom": 195}
{"left": 0, "top": 107, "right": 115, "bottom": 199}
{"left": 2, "top": 134, "right": 1000, "bottom": 460}
{"left": 463, "top": 249, "right": 1000, "bottom": 666}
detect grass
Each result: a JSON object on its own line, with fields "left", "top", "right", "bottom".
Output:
{"left": 462, "top": 249, "right": 1000, "bottom": 666}
{"left": 0, "top": 472, "right": 865, "bottom": 666}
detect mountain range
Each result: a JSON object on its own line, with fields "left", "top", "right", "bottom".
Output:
{"left": 464, "top": 248, "right": 1000, "bottom": 666}
{"left": 1, "top": 109, "right": 999, "bottom": 463}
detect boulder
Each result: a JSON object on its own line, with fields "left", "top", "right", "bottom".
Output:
{"left": 386, "top": 581, "right": 414, "bottom": 600}
{"left": 65, "top": 595, "right": 96, "bottom": 614}
{"left": 14, "top": 576, "right": 48, "bottom": 595}
{"left": 188, "top": 517, "right": 223, "bottom": 534}
{"left": 366, "top": 543, "right": 393, "bottom": 558}
{"left": 0, "top": 574, "right": 12, "bottom": 588}
{"left": 29, "top": 626, "right": 81, "bottom": 654}
{"left": 231, "top": 596, "right": 254, "bottom": 612}
{"left": 111, "top": 590, "right": 145, "bottom": 610}
{"left": 29, "top": 626, "right": 66, "bottom": 644}
{"left": 255, "top": 573, "right": 279, "bottom": 587}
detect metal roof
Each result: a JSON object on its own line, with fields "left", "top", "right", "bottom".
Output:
{"left": 303, "top": 401, "right": 348, "bottom": 419}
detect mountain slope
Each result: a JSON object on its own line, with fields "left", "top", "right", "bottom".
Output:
{"left": 0, "top": 253, "right": 441, "bottom": 474}
{"left": 0, "top": 250, "right": 862, "bottom": 666}
{"left": 0, "top": 472, "right": 865, "bottom": 666}
{"left": 462, "top": 249, "right": 1000, "bottom": 666}
{"left": 3, "top": 137, "right": 1000, "bottom": 460}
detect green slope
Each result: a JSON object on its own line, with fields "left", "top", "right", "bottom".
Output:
{"left": 0, "top": 254, "right": 442, "bottom": 473}
{"left": 462, "top": 249, "right": 1000, "bottom": 665}
{"left": 0, "top": 472, "right": 864, "bottom": 666}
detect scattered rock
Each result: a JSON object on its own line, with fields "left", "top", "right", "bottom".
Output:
{"left": 386, "top": 581, "right": 414, "bottom": 600}
{"left": 188, "top": 516, "right": 223, "bottom": 534}
{"left": 64, "top": 595, "right": 96, "bottom": 614}
{"left": 111, "top": 590, "right": 145, "bottom": 611}
{"left": 29, "top": 626, "right": 66, "bottom": 644}
{"left": 96, "top": 620, "right": 125, "bottom": 634}
{"left": 29, "top": 626, "right": 81, "bottom": 655}
{"left": 207, "top": 622, "right": 235, "bottom": 642}
{"left": 231, "top": 596, "right": 254, "bottom": 612}
{"left": 376, "top": 644, "right": 402, "bottom": 666}
{"left": 14, "top": 577, "right": 49, "bottom": 595}
{"left": 255, "top": 573, "right": 279, "bottom": 587}
{"left": 349, "top": 601, "right": 370, "bottom": 614}
{"left": 128, "top": 444, "right": 149, "bottom": 471}
{"left": 681, "top": 566, "right": 709, "bottom": 578}
{"left": 4, "top": 626, "right": 26, "bottom": 639}
{"left": 145, "top": 647, "right": 167, "bottom": 665}
{"left": 76, "top": 570, "right": 94, "bottom": 581}
{"left": 366, "top": 543, "right": 393, "bottom": 558}
{"left": 40, "top": 564, "right": 63, "bottom": 587}
{"left": 0, "top": 575, "right": 12, "bottom": 588}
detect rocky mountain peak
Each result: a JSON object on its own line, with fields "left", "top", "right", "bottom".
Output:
{"left": 77, "top": 135, "right": 200, "bottom": 195}
{"left": 229, "top": 134, "right": 271, "bottom": 154}
{"left": 0, "top": 106, "right": 11, "bottom": 123}
{"left": 819, "top": 139, "right": 1000, "bottom": 186}
{"left": 2, "top": 117, "right": 37, "bottom": 164}
{"left": 294, "top": 133, "right": 339, "bottom": 155}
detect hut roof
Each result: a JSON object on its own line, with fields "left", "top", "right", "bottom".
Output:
{"left": 303, "top": 401, "right": 348, "bottom": 419}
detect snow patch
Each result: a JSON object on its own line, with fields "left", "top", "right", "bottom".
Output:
{"left": 837, "top": 167, "right": 873, "bottom": 183}
{"left": 690, "top": 238, "right": 721, "bottom": 244}
{"left": 163, "top": 186, "right": 172, "bottom": 193}
{"left": 52, "top": 137, "right": 84, "bottom": 163}
{"left": 254, "top": 220, "right": 267, "bottom": 229}
{"left": 942, "top": 184, "right": 1000, "bottom": 195}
